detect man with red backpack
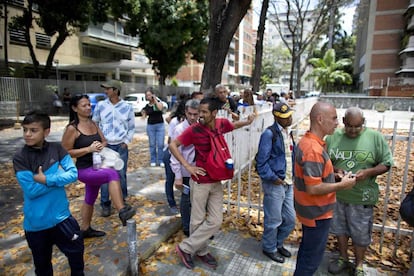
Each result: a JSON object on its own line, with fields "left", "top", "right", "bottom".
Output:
{"left": 169, "top": 96, "right": 255, "bottom": 270}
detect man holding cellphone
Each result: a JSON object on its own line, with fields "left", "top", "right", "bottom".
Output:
{"left": 326, "top": 107, "right": 393, "bottom": 276}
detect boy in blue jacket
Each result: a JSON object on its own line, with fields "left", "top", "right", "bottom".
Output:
{"left": 13, "top": 110, "right": 84, "bottom": 275}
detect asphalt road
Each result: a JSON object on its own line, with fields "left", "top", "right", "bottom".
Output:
{"left": 0, "top": 115, "right": 154, "bottom": 163}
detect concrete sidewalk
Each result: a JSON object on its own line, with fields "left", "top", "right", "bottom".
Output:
{"left": 0, "top": 112, "right": 405, "bottom": 275}
{"left": 0, "top": 165, "right": 392, "bottom": 276}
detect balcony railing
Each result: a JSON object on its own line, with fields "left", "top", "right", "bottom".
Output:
{"left": 80, "top": 26, "right": 139, "bottom": 47}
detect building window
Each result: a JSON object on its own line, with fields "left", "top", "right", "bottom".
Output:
{"left": 9, "top": 28, "right": 26, "bottom": 45}
{"left": 35, "top": 33, "right": 51, "bottom": 49}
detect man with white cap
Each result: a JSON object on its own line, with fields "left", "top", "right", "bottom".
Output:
{"left": 93, "top": 79, "right": 135, "bottom": 217}
{"left": 256, "top": 102, "right": 296, "bottom": 263}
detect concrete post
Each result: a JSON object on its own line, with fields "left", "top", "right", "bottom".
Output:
{"left": 127, "top": 219, "right": 138, "bottom": 275}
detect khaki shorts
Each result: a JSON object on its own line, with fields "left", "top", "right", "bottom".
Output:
{"left": 330, "top": 200, "right": 373, "bottom": 247}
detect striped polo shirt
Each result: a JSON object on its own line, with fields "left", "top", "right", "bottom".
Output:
{"left": 294, "top": 131, "right": 336, "bottom": 227}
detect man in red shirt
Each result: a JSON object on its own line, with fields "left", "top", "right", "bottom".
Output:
{"left": 169, "top": 96, "right": 255, "bottom": 270}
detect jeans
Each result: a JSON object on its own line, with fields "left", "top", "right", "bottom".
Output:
{"left": 163, "top": 148, "right": 176, "bottom": 207}
{"left": 180, "top": 177, "right": 191, "bottom": 235}
{"left": 146, "top": 122, "right": 165, "bottom": 164}
{"left": 100, "top": 144, "right": 128, "bottom": 207}
{"left": 25, "top": 218, "right": 84, "bottom": 276}
{"left": 262, "top": 182, "right": 295, "bottom": 253}
{"left": 294, "top": 218, "right": 332, "bottom": 276}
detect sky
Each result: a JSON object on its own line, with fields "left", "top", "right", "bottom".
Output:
{"left": 341, "top": 6, "right": 355, "bottom": 34}
{"left": 252, "top": 0, "right": 356, "bottom": 34}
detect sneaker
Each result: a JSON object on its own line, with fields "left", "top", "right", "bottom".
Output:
{"left": 354, "top": 267, "right": 365, "bottom": 276}
{"left": 101, "top": 206, "right": 111, "bottom": 217}
{"left": 119, "top": 205, "right": 136, "bottom": 226}
{"left": 197, "top": 253, "right": 218, "bottom": 269}
{"left": 175, "top": 244, "right": 194, "bottom": 269}
{"left": 81, "top": 227, "right": 106, "bottom": 238}
{"left": 169, "top": 206, "right": 179, "bottom": 215}
{"left": 160, "top": 162, "right": 165, "bottom": 168}
{"left": 150, "top": 162, "right": 156, "bottom": 167}
{"left": 328, "top": 256, "right": 350, "bottom": 274}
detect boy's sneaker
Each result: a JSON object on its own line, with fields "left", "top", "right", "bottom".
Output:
{"left": 328, "top": 256, "right": 350, "bottom": 274}
{"left": 354, "top": 266, "right": 365, "bottom": 276}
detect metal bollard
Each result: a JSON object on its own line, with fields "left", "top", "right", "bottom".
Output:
{"left": 127, "top": 219, "right": 138, "bottom": 275}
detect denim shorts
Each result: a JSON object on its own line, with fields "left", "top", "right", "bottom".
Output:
{"left": 330, "top": 201, "right": 373, "bottom": 247}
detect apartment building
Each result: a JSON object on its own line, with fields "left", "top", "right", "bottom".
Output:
{"left": 354, "top": 0, "right": 414, "bottom": 96}
{"left": 264, "top": 10, "right": 318, "bottom": 93}
{"left": 0, "top": 0, "right": 155, "bottom": 84}
{"left": 1, "top": 1, "right": 256, "bottom": 91}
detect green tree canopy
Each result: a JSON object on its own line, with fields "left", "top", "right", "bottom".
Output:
{"left": 307, "top": 48, "right": 352, "bottom": 93}
{"left": 261, "top": 45, "right": 291, "bottom": 88}
{"left": 125, "top": 0, "right": 209, "bottom": 86}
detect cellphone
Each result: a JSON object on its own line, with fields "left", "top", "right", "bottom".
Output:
{"left": 344, "top": 170, "right": 356, "bottom": 177}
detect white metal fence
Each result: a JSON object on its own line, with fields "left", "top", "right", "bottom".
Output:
{"left": 224, "top": 103, "right": 414, "bottom": 256}
{"left": 0, "top": 77, "right": 191, "bottom": 116}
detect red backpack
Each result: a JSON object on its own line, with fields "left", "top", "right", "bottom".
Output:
{"left": 205, "top": 132, "right": 234, "bottom": 181}
{"left": 193, "top": 120, "right": 234, "bottom": 182}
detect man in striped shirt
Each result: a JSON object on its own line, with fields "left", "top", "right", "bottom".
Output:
{"left": 293, "top": 102, "right": 356, "bottom": 276}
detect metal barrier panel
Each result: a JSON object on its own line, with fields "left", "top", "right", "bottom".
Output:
{"left": 223, "top": 104, "right": 414, "bottom": 255}
{"left": 0, "top": 77, "right": 192, "bottom": 117}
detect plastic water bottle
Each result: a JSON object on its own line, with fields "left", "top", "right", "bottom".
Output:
{"left": 92, "top": 152, "right": 102, "bottom": 170}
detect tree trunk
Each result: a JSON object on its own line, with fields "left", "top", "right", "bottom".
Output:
{"left": 3, "top": 1, "right": 9, "bottom": 76}
{"left": 327, "top": 0, "right": 336, "bottom": 49}
{"left": 41, "top": 30, "right": 68, "bottom": 79}
{"left": 251, "top": 0, "right": 269, "bottom": 93}
{"left": 201, "top": 0, "right": 251, "bottom": 94}
{"left": 23, "top": 1, "right": 40, "bottom": 78}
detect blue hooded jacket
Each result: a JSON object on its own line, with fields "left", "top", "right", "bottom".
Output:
{"left": 13, "top": 141, "right": 78, "bottom": 231}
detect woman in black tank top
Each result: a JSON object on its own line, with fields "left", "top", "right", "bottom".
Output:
{"left": 61, "top": 95, "right": 136, "bottom": 238}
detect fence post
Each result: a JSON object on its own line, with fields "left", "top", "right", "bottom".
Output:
{"left": 127, "top": 219, "right": 138, "bottom": 276}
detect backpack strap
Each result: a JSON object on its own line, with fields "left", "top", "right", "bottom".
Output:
{"left": 267, "top": 125, "right": 279, "bottom": 144}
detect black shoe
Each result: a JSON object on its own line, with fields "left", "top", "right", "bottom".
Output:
{"left": 263, "top": 250, "right": 285, "bottom": 263}
{"left": 277, "top": 246, "right": 291, "bottom": 258}
{"left": 81, "top": 227, "right": 106, "bottom": 238}
{"left": 119, "top": 205, "right": 136, "bottom": 226}
{"left": 176, "top": 244, "right": 194, "bottom": 269}
{"left": 101, "top": 206, "right": 111, "bottom": 217}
